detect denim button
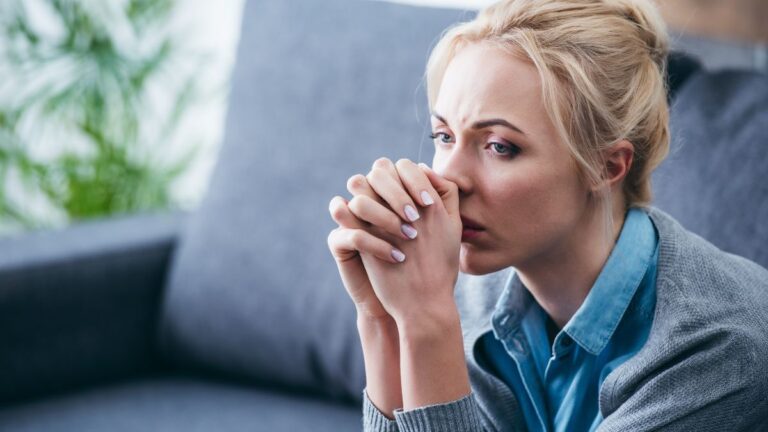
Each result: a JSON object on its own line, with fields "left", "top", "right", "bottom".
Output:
{"left": 555, "top": 337, "right": 574, "bottom": 357}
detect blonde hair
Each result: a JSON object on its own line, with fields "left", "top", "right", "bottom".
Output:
{"left": 426, "top": 0, "right": 670, "bottom": 218}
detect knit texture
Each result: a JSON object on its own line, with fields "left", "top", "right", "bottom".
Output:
{"left": 363, "top": 389, "right": 399, "bottom": 432}
{"left": 394, "top": 393, "right": 483, "bottom": 431}
{"left": 362, "top": 207, "right": 768, "bottom": 431}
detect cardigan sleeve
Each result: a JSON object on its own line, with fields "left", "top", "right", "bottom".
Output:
{"left": 363, "top": 389, "right": 399, "bottom": 432}
{"left": 364, "top": 389, "right": 487, "bottom": 432}
{"left": 392, "top": 392, "right": 486, "bottom": 432}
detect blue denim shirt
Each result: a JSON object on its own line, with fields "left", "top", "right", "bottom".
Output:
{"left": 479, "top": 208, "right": 659, "bottom": 432}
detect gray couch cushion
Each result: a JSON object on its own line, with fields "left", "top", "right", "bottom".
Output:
{"left": 652, "top": 69, "right": 768, "bottom": 268}
{"left": 158, "top": 0, "right": 465, "bottom": 402}
{"left": 0, "top": 211, "right": 183, "bottom": 404}
{"left": 0, "top": 376, "right": 360, "bottom": 431}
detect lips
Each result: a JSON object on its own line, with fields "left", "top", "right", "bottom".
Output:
{"left": 461, "top": 215, "right": 485, "bottom": 241}
{"left": 460, "top": 215, "right": 485, "bottom": 231}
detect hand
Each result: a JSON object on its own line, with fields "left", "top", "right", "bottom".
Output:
{"left": 327, "top": 169, "right": 407, "bottom": 418}
{"left": 347, "top": 158, "right": 462, "bottom": 325}
{"left": 328, "top": 157, "right": 423, "bottom": 321}
{"left": 328, "top": 193, "right": 394, "bottom": 321}
{"left": 328, "top": 157, "right": 469, "bottom": 411}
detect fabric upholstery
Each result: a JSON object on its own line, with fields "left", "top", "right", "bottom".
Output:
{"left": 0, "top": 376, "right": 360, "bottom": 432}
{"left": 157, "top": 0, "right": 466, "bottom": 402}
{"left": 652, "top": 69, "right": 768, "bottom": 268}
{"left": 0, "top": 211, "right": 185, "bottom": 404}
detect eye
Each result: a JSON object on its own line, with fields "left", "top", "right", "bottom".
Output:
{"left": 429, "top": 132, "right": 454, "bottom": 144}
{"left": 490, "top": 141, "right": 521, "bottom": 158}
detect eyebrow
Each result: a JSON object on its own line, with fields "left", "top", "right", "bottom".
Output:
{"left": 431, "top": 112, "right": 527, "bottom": 136}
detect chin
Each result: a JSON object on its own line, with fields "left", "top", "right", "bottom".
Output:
{"left": 459, "top": 243, "right": 509, "bottom": 275}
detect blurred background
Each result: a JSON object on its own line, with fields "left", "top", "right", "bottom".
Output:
{"left": 0, "top": 0, "right": 765, "bottom": 237}
{"left": 0, "top": 0, "right": 243, "bottom": 235}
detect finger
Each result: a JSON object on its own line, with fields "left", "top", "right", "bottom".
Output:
{"left": 330, "top": 195, "right": 403, "bottom": 244}
{"left": 395, "top": 158, "right": 437, "bottom": 207}
{"left": 346, "top": 174, "right": 384, "bottom": 205}
{"left": 327, "top": 227, "right": 406, "bottom": 264}
{"left": 348, "top": 195, "right": 418, "bottom": 240}
{"left": 367, "top": 158, "right": 421, "bottom": 223}
{"left": 418, "top": 163, "right": 459, "bottom": 216}
{"left": 329, "top": 195, "right": 366, "bottom": 229}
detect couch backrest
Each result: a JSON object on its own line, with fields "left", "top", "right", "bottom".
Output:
{"left": 157, "top": 0, "right": 466, "bottom": 403}
{"left": 652, "top": 69, "right": 768, "bottom": 268}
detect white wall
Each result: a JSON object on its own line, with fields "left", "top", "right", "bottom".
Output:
{"left": 165, "top": 0, "right": 245, "bottom": 209}
{"left": 380, "top": 0, "right": 491, "bottom": 8}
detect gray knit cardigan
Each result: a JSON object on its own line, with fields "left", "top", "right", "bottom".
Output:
{"left": 362, "top": 207, "right": 768, "bottom": 431}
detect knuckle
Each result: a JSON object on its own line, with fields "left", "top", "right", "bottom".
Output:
{"left": 390, "top": 214, "right": 403, "bottom": 229}
{"left": 373, "top": 157, "right": 392, "bottom": 170}
{"left": 366, "top": 168, "right": 382, "bottom": 183}
{"left": 330, "top": 204, "right": 346, "bottom": 221}
{"left": 369, "top": 164, "right": 397, "bottom": 186}
{"left": 347, "top": 196, "right": 362, "bottom": 213}
{"left": 395, "top": 158, "right": 412, "bottom": 170}
{"left": 326, "top": 228, "right": 340, "bottom": 247}
{"left": 346, "top": 174, "right": 367, "bottom": 191}
{"left": 348, "top": 229, "right": 365, "bottom": 247}
{"left": 328, "top": 196, "right": 343, "bottom": 213}
{"left": 330, "top": 197, "right": 350, "bottom": 220}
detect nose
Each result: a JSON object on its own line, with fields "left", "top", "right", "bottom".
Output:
{"left": 432, "top": 144, "right": 474, "bottom": 196}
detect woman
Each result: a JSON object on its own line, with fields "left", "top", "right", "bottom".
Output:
{"left": 327, "top": 0, "right": 768, "bottom": 430}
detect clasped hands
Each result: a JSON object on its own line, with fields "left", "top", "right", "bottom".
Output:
{"left": 328, "top": 158, "right": 462, "bottom": 328}
{"left": 327, "top": 157, "right": 463, "bottom": 327}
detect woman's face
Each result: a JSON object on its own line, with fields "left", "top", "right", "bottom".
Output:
{"left": 431, "top": 42, "right": 592, "bottom": 275}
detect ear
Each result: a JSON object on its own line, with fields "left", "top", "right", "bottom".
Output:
{"left": 591, "top": 139, "right": 634, "bottom": 192}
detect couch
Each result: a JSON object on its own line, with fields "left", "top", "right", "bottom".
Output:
{"left": 1, "top": 0, "right": 766, "bottom": 430}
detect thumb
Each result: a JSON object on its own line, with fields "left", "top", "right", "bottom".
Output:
{"left": 418, "top": 163, "right": 459, "bottom": 217}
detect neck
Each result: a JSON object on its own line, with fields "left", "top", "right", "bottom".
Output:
{"left": 516, "top": 201, "right": 626, "bottom": 329}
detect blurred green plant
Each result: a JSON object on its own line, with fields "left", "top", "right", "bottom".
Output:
{"left": 0, "top": 0, "right": 204, "bottom": 233}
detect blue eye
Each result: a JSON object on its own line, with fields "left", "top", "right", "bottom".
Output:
{"left": 490, "top": 142, "right": 520, "bottom": 158}
{"left": 429, "top": 132, "right": 453, "bottom": 144}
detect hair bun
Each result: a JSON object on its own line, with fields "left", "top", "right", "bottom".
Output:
{"left": 613, "top": 0, "right": 669, "bottom": 67}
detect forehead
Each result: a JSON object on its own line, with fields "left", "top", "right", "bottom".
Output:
{"left": 433, "top": 42, "right": 544, "bottom": 128}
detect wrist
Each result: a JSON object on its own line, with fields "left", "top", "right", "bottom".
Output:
{"left": 396, "top": 303, "right": 470, "bottom": 410}
{"left": 357, "top": 312, "right": 398, "bottom": 334}
{"left": 395, "top": 301, "right": 462, "bottom": 345}
{"left": 356, "top": 312, "right": 403, "bottom": 419}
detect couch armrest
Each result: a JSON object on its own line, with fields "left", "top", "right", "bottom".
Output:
{"left": 0, "top": 210, "right": 187, "bottom": 404}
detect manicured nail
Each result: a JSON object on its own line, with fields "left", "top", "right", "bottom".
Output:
{"left": 391, "top": 248, "right": 406, "bottom": 262}
{"left": 401, "top": 223, "right": 418, "bottom": 239}
{"left": 404, "top": 204, "right": 420, "bottom": 222}
{"left": 420, "top": 191, "right": 434, "bottom": 206}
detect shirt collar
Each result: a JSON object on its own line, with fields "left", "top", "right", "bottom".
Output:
{"left": 490, "top": 272, "right": 532, "bottom": 341}
{"left": 563, "top": 208, "right": 658, "bottom": 355}
{"left": 490, "top": 208, "right": 658, "bottom": 355}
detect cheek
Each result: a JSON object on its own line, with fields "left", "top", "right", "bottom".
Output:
{"left": 458, "top": 158, "right": 587, "bottom": 274}
{"left": 485, "top": 160, "right": 587, "bottom": 247}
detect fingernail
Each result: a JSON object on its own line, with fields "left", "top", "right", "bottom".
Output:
{"left": 420, "top": 191, "right": 434, "bottom": 206}
{"left": 404, "top": 204, "right": 420, "bottom": 222}
{"left": 401, "top": 223, "right": 418, "bottom": 239}
{"left": 391, "top": 248, "right": 406, "bottom": 262}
